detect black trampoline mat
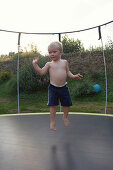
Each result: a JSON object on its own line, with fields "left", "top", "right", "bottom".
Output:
{"left": 0, "top": 113, "right": 113, "bottom": 170}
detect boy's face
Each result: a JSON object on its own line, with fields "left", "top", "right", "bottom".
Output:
{"left": 48, "top": 46, "right": 62, "bottom": 61}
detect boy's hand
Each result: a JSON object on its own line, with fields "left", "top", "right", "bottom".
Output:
{"left": 32, "top": 57, "right": 39, "bottom": 64}
{"left": 73, "top": 73, "right": 83, "bottom": 80}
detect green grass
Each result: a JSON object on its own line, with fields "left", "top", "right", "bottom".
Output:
{"left": 0, "top": 72, "right": 113, "bottom": 115}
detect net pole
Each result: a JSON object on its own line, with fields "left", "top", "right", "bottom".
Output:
{"left": 98, "top": 27, "right": 107, "bottom": 114}
{"left": 17, "top": 33, "right": 21, "bottom": 113}
{"left": 101, "top": 38, "right": 107, "bottom": 114}
{"left": 58, "top": 34, "right": 62, "bottom": 113}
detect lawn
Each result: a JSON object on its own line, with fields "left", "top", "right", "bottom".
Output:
{"left": 0, "top": 73, "right": 113, "bottom": 115}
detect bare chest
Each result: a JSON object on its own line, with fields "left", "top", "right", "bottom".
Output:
{"left": 49, "top": 62, "right": 66, "bottom": 72}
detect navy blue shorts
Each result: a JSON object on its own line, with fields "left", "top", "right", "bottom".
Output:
{"left": 48, "top": 84, "right": 72, "bottom": 106}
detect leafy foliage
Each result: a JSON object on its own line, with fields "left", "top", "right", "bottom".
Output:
{"left": 72, "top": 80, "right": 96, "bottom": 97}
{"left": 90, "top": 71, "right": 105, "bottom": 81}
{"left": 6, "top": 75, "right": 17, "bottom": 94}
{"left": 105, "top": 39, "right": 113, "bottom": 60}
{"left": 0, "top": 71, "right": 12, "bottom": 83}
{"left": 61, "top": 35, "right": 84, "bottom": 53}
{"left": 19, "top": 57, "right": 49, "bottom": 93}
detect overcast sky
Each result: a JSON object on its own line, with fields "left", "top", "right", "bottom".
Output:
{"left": 0, "top": 0, "right": 113, "bottom": 55}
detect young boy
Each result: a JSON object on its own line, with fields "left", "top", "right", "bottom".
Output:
{"left": 32, "top": 41, "right": 83, "bottom": 131}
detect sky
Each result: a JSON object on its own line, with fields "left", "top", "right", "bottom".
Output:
{"left": 0, "top": 0, "right": 113, "bottom": 55}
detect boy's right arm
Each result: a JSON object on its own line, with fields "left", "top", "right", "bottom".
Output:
{"left": 32, "top": 57, "right": 49, "bottom": 76}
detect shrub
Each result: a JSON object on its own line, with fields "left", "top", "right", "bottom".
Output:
{"left": 5, "top": 75, "right": 17, "bottom": 94}
{"left": 19, "top": 57, "right": 49, "bottom": 93}
{"left": 0, "top": 71, "right": 12, "bottom": 83}
{"left": 73, "top": 81, "right": 96, "bottom": 97}
{"left": 90, "top": 71, "right": 104, "bottom": 81}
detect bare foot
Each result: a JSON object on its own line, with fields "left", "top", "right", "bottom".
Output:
{"left": 50, "top": 121, "right": 56, "bottom": 131}
{"left": 63, "top": 117, "right": 69, "bottom": 127}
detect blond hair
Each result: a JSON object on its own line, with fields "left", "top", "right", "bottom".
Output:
{"left": 48, "top": 41, "right": 63, "bottom": 52}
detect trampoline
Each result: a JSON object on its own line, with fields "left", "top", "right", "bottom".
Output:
{"left": 0, "top": 113, "right": 113, "bottom": 170}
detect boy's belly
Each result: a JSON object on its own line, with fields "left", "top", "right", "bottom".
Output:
{"left": 50, "top": 71, "right": 67, "bottom": 86}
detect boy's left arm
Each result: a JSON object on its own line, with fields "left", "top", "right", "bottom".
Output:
{"left": 66, "top": 60, "right": 83, "bottom": 79}
{"left": 68, "top": 71, "right": 83, "bottom": 79}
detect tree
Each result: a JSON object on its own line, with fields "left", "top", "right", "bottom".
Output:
{"left": 24, "top": 43, "right": 39, "bottom": 53}
{"left": 61, "top": 35, "right": 84, "bottom": 53}
{"left": 105, "top": 38, "right": 113, "bottom": 59}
